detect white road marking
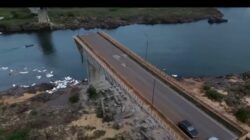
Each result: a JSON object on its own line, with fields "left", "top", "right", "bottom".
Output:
{"left": 121, "top": 63, "right": 126, "bottom": 67}
{"left": 112, "top": 54, "right": 121, "bottom": 60}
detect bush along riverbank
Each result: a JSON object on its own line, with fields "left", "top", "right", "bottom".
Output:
{"left": 0, "top": 8, "right": 226, "bottom": 33}
{"left": 178, "top": 71, "right": 250, "bottom": 133}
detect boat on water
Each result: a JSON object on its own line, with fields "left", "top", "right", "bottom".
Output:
{"left": 25, "top": 44, "right": 34, "bottom": 48}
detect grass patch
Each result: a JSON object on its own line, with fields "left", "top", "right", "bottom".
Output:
{"left": 235, "top": 108, "right": 250, "bottom": 124}
{"left": 69, "top": 93, "right": 80, "bottom": 104}
{"left": 205, "top": 89, "right": 225, "bottom": 102}
{"left": 87, "top": 85, "right": 99, "bottom": 100}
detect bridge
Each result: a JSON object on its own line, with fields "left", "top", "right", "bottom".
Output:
{"left": 74, "top": 32, "right": 246, "bottom": 140}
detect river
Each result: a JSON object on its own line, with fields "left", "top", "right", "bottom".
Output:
{"left": 0, "top": 8, "right": 250, "bottom": 91}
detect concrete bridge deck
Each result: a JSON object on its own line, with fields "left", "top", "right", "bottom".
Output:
{"left": 74, "top": 32, "right": 238, "bottom": 140}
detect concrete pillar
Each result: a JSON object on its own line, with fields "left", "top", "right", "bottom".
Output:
{"left": 38, "top": 7, "right": 50, "bottom": 24}
{"left": 86, "top": 56, "right": 105, "bottom": 85}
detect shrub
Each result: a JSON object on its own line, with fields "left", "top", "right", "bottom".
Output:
{"left": 235, "top": 108, "right": 250, "bottom": 123}
{"left": 1, "top": 105, "right": 7, "bottom": 112}
{"left": 243, "top": 71, "right": 250, "bottom": 79}
{"left": 205, "top": 89, "right": 224, "bottom": 102}
{"left": 95, "top": 104, "right": 103, "bottom": 118}
{"left": 112, "top": 122, "right": 120, "bottom": 130}
{"left": 225, "top": 73, "right": 234, "bottom": 79}
{"left": 30, "top": 110, "right": 38, "bottom": 116}
{"left": 244, "top": 80, "right": 250, "bottom": 90}
{"left": 67, "top": 12, "right": 75, "bottom": 17}
{"left": 69, "top": 93, "right": 80, "bottom": 104}
{"left": 109, "top": 8, "right": 118, "bottom": 12}
{"left": 6, "top": 129, "right": 30, "bottom": 140}
{"left": 203, "top": 84, "right": 211, "bottom": 91}
{"left": 92, "top": 130, "right": 106, "bottom": 139}
{"left": 103, "top": 112, "right": 114, "bottom": 122}
{"left": 87, "top": 85, "right": 98, "bottom": 100}
{"left": 84, "top": 125, "right": 96, "bottom": 131}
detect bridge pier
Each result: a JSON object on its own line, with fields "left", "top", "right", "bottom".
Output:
{"left": 87, "top": 58, "right": 105, "bottom": 85}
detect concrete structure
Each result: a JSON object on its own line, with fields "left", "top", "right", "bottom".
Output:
{"left": 74, "top": 32, "right": 245, "bottom": 140}
{"left": 37, "top": 7, "right": 50, "bottom": 24}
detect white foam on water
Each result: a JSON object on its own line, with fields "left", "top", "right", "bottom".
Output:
{"left": 31, "top": 83, "right": 36, "bottom": 86}
{"left": 46, "top": 73, "right": 54, "bottom": 78}
{"left": 1, "top": 67, "right": 8, "bottom": 70}
{"left": 36, "top": 75, "right": 42, "bottom": 79}
{"left": 20, "top": 85, "right": 29, "bottom": 88}
{"left": 46, "top": 76, "right": 80, "bottom": 94}
{"left": 19, "top": 71, "right": 29, "bottom": 74}
{"left": 65, "top": 76, "right": 72, "bottom": 81}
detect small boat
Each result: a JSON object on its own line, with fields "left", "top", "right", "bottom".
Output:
{"left": 25, "top": 44, "right": 34, "bottom": 48}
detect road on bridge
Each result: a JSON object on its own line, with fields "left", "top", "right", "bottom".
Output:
{"left": 77, "top": 32, "right": 237, "bottom": 140}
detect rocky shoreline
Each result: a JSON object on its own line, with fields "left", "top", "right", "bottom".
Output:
{"left": 0, "top": 80, "right": 171, "bottom": 140}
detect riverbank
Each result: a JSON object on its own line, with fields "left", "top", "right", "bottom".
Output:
{"left": 177, "top": 71, "right": 250, "bottom": 134}
{"left": 0, "top": 8, "right": 225, "bottom": 33}
{"left": 0, "top": 80, "right": 170, "bottom": 140}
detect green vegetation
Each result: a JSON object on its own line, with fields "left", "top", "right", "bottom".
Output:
{"left": 103, "top": 133, "right": 130, "bottom": 140}
{"left": 0, "top": 8, "right": 222, "bottom": 32}
{"left": 244, "top": 80, "right": 250, "bottom": 90}
{"left": 203, "top": 84, "right": 224, "bottom": 102}
{"left": 84, "top": 125, "right": 96, "bottom": 131}
{"left": 112, "top": 122, "right": 120, "bottom": 130}
{"left": 0, "top": 8, "right": 35, "bottom": 29}
{"left": 47, "top": 8, "right": 220, "bottom": 20}
{"left": 235, "top": 108, "right": 250, "bottom": 124}
{"left": 243, "top": 71, "right": 250, "bottom": 79}
{"left": 69, "top": 93, "right": 80, "bottom": 104}
{"left": 92, "top": 130, "right": 106, "bottom": 139}
{"left": 203, "top": 84, "right": 211, "bottom": 91}
{"left": 205, "top": 89, "right": 225, "bottom": 102}
{"left": 30, "top": 110, "right": 38, "bottom": 116}
{"left": 95, "top": 104, "right": 103, "bottom": 118}
{"left": 0, "top": 128, "right": 30, "bottom": 140}
{"left": 87, "top": 85, "right": 99, "bottom": 100}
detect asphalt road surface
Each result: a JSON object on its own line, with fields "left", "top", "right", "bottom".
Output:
{"left": 78, "top": 32, "right": 238, "bottom": 140}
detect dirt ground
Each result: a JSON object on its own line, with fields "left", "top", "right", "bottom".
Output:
{"left": 0, "top": 80, "right": 172, "bottom": 140}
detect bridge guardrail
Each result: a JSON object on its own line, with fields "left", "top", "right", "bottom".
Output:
{"left": 74, "top": 35, "right": 191, "bottom": 140}
{"left": 97, "top": 31, "right": 248, "bottom": 139}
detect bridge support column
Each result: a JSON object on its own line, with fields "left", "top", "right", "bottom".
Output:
{"left": 84, "top": 52, "right": 105, "bottom": 86}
